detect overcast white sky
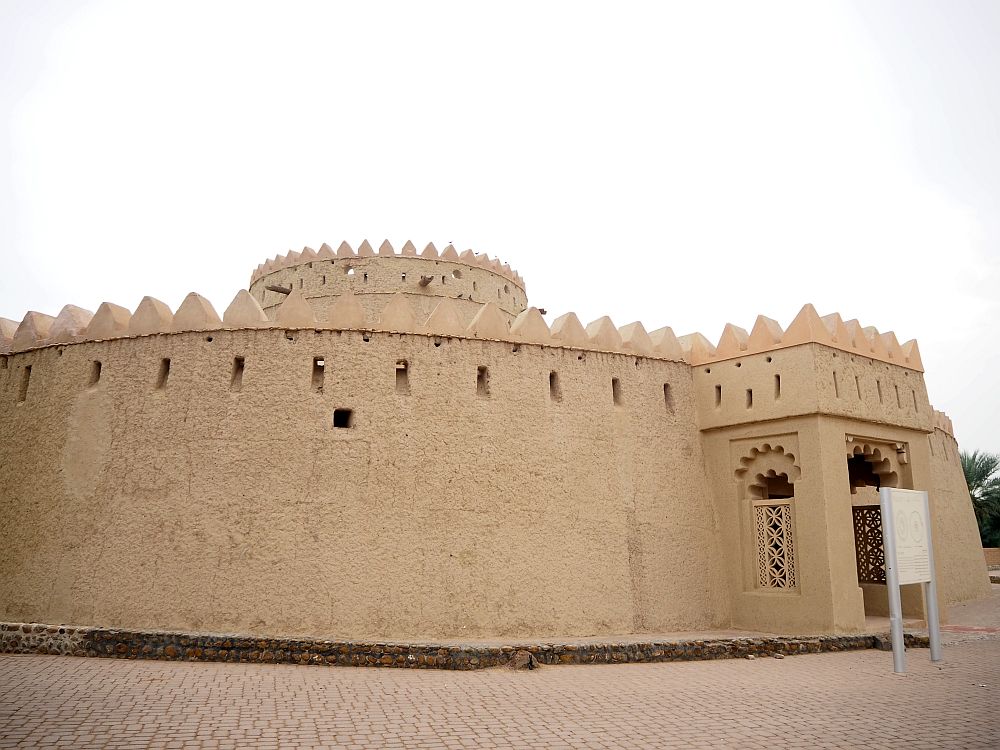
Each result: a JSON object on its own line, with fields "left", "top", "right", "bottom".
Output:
{"left": 1, "top": 0, "right": 998, "bottom": 453}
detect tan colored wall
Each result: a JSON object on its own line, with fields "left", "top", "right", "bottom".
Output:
{"left": 0, "top": 329, "right": 728, "bottom": 640}
{"left": 250, "top": 256, "right": 528, "bottom": 325}
{"left": 692, "top": 344, "right": 931, "bottom": 433}
{"left": 984, "top": 549, "right": 1000, "bottom": 567}
{"left": 925, "top": 427, "right": 993, "bottom": 601}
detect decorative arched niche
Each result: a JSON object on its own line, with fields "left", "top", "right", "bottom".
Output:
{"left": 735, "top": 443, "right": 801, "bottom": 592}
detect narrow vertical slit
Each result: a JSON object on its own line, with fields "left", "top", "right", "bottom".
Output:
{"left": 714, "top": 384, "right": 722, "bottom": 408}
{"left": 912, "top": 389, "right": 918, "bottom": 411}
{"left": 876, "top": 380, "right": 883, "bottom": 404}
{"left": 895, "top": 384, "right": 901, "bottom": 408}
{"left": 156, "top": 359, "right": 170, "bottom": 390}
{"left": 746, "top": 388, "right": 753, "bottom": 409}
{"left": 312, "top": 357, "right": 325, "bottom": 393}
{"left": 395, "top": 360, "right": 410, "bottom": 395}
{"left": 855, "top": 375, "right": 862, "bottom": 399}
{"left": 833, "top": 371, "right": 839, "bottom": 398}
{"left": 89, "top": 361, "right": 102, "bottom": 387}
{"left": 17, "top": 365, "right": 31, "bottom": 402}
{"left": 477, "top": 366, "right": 490, "bottom": 398}
{"left": 774, "top": 375, "right": 781, "bottom": 400}
{"left": 612, "top": 377, "right": 623, "bottom": 406}
{"left": 549, "top": 371, "right": 562, "bottom": 402}
{"left": 663, "top": 383, "right": 674, "bottom": 414}
{"left": 231, "top": 357, "right": 245, "bottom": 391}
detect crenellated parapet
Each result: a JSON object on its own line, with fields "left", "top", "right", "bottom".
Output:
{"left": 931, "top": 409, "right": 955, "bottom": 438}
{"left": 2, "top": 288, "right": 690, "bottom": 366}
{"left": 250, "top": 240, "right": 525, "bottom": 288}
{"left": 678, "top": 304, "right": 924, "bottom": 372}
{"left": 247, "top": 240, "right": 528, "bottom": 325}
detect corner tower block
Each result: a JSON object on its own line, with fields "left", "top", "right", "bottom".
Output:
{"left": 86, "top": 303, "right": 132, "bottom": 340}
{"left": 130, "top": 297, "right": 174, "bottom": 336}
{"left": 12, "top": 311, "right": 56, "bottom": 351}
{"left": 172, "top": 294, "right": 221, "bottom": 332}
{"left": 223, "top": 291, "right": 269, "bottom": 328}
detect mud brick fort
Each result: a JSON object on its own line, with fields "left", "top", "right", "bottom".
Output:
{"left": 0, "top": 240, "right": 990, "bottom": 649}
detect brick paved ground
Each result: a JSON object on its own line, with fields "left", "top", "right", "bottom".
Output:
{"left": 0, "top": 638, "right": 996, "bottom": 749}
{"left": 1, "top": 587, "right": 998, "bottom": 749}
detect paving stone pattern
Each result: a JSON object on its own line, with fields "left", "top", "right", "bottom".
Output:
{"left": 0, "top": 622, "right": 928, "bottom": 670}
{"left": 1, "top": 639, "right": 997, "bottom": 749}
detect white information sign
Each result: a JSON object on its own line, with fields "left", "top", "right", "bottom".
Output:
{"left": 878, "top": 487, "right": 941, "bottom": 673}
{"left": 889, "top": 489, "right": 932, "bottom": 585}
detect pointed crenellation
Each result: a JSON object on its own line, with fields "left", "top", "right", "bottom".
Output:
{"left": 510, "top": 307, "right": 551, "bottom": 344}
{"left": 285, "top": 250, "right": 302, "bottom": 265}
{"left": 274, "top": 288, "right": 316, "bottom": 327}
{"left": 222, "top": 290, "right": 269, "bottom": 328}
{"left": 48, "top": 305, "right": 94, "bottom": 344}
{"left": 619, "top": 322, "right": 653, "bottom": 356}
{"left": 0, "top": 317, "right": 18, "bottom": 352}
{"left": 880, "top": 331, "right": 904, "bottom": 362}
{"left": 649, "top": 326, "right": 685, "bottom": 361}
{"left": 466, "top": 302, "right": 509, "bottom": 340}
{"left": 317, "top": 243, "right": 335, "bottom": 260}
{"left": 550, "top": 312, "right": 589, "bottom": 347}
{"left": 460, "top": 249, "right": 476, "bottom": 263}
{"left": 378, "top": 239, "right": 395, "bottom": 256}
{"left": 85, "top": 303, "right": 132, "bottom": 340}
{"left": 401, "top": 240, "right": 417, "bottom": 256}
{"left": 820, "top": 313, "right": 853, "bottom": 348}
{"left": 130, "top": 297, "right": 174, "bottom": 336}
{"left": 300, "top": 246, "right": 318, "bottom": 261}
{"left": 12, "top": 311, "right": 56, "bottom": 351}
{"left": 356, "top": 239, "right": 375, "bottom": 257}
{"left": 475, "top": 253, "right": 491, "bottom": 268}
{"left": 377, "top": 292, "right": 422, "bottom": 333}
{"left": 746, "top": 315, "right": 784, "bottom": 353}
{"left": 678, "top": 333, "right": 716, "bottom": 364}
{"left": 440, "top": 244, "right": 460, "bottom": 261}
{"left": 901, "top": 339, "right": 924, "bottom": 371}
{"left": 782, "top": 304, "right": 833, "bottom": 347}
{"left": 585, "top": 316, "right": 622, "bottom": 351}
{"left": 715, "top": 323, "right": 749, "bottom": 358}
{"left": 327, "top": 289, "right": 367, "bottom": 329}
{"left": 172, "top": 294, "right": 220, "bottom": 332}
{"left": 421, "top": 242, "right": 439, "bottom": 258}
{"left": 424, "top": 299, "right": 465, "bottom": 337}
{"left": 336, "top": 241, "right": 356, "bottom": 258}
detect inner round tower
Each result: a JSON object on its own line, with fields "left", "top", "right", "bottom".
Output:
{"left": 249, "top": 240, "right": 528, "bottom": 326}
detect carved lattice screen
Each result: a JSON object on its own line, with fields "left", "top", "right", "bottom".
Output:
{"left": 754, "top": 503, "right": 797, "bottom": 589}
{"left": 852, "top": 505, "right": 886, "bottom": 584}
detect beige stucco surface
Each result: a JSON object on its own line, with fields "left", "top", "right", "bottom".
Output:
{"left": 0, "top": 251, "right": 991, "bottom": 641}
{"left": 0, "top": 328, "right": 728, "bottom": 639}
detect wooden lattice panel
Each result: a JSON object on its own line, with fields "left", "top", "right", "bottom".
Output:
{"left": 754, "top": 503, "right": 797, "bottom": 589}
{"left": 853, "top": 505, "right": 886, "bottom": 584}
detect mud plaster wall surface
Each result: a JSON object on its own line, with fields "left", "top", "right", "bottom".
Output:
{"left": 925, "top": 427, "right": 993, "bottom": 603}
{"left": 250, "top": 257, "right": 527, "bottom": 325}
{"left": 0, "top": 329, "right": 729, "bottom": 640}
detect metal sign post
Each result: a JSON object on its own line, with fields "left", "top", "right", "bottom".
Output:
{"left": 879, "top": 487, "right": 942, "bottom": 674}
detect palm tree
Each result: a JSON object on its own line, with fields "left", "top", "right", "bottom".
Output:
{"left": 960, "top": 450, "right": 1000, "bottom": 547}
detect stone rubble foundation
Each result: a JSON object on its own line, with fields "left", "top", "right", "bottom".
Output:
{"left": 0, "top": 622, "right": 930, "bottom": 670}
